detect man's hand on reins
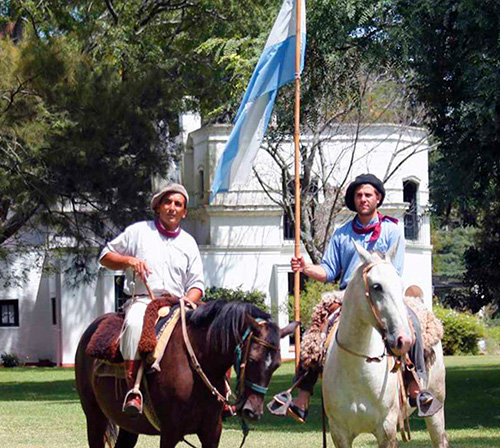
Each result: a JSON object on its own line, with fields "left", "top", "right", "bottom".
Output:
{"left": 126, "top": 257, "right": 152, "bottom": 281}
{"left": 100, "top": 252, "right": 151, "bottom": 281}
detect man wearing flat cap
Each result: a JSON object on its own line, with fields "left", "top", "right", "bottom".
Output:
{"left": 271, "top": 174, "right": 438, "bottom": 422}
{"left": 100, "top": 183, "right": 204, "bottom": 415}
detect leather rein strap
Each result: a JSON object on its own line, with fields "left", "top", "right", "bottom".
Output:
{"left": 179, "top": 299, "right": 279, "bottom": 402}
{"left": 179, "top": 298, "right": 229, "bottom": 404}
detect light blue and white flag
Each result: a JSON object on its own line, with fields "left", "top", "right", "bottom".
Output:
{"left": 210, "top": 0, "right": 306, "bottom": 200}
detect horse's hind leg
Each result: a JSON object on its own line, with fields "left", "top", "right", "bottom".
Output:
{"left": 83, "top": 407, "right": 114, "bottom": 448}
{"left": 425, "top": 408, "right": 449, "bottom": 448}
{"left": 79, "top": 380, "right": 115, "bottom": 448}
{"left": 115, "top": 428, "right": 139, "bottom": 448}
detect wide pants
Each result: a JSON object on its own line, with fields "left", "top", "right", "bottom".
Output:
{"left": 119, "top": 296, "right": 152, "bottom": 360}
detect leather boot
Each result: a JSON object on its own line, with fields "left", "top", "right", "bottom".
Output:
{"left": 123, "top": 359, "right": 143, "bottom": 416}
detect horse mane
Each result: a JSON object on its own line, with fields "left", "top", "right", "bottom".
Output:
{"left": 187, "top": 300, "right": 272, "bottom": 355}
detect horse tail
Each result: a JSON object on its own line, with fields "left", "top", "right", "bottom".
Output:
{"left": 104, "top": 421, "right": 118, "bottom": 447}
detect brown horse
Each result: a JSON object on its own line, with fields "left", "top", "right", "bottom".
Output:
{"left": 75, "top": 300, "right": 296, "bottom": 448}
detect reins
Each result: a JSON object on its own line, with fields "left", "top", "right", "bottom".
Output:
{"left": 179, "top": 298, "right": 279, "bottom": 448}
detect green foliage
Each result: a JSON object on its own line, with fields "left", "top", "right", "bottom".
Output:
{"left": 1, "top": 352, "right": 20, "bottom": 367}
{"left": 432, "top": 226, "right": 478, "bottom": 278}
{"left": 434, "top": 304, "right": 484, "bottom": 355}
{"left": 288, "top": 280, "right": 337, "bottom": 330}
{"left": 203, "top": 286, "right": 268, "bottom": 312}
{"left": 462, "top": 206, "right": 500, "bottom": 315}
{"left": 484, "top": 324, "right": 500, "bottom": 355}
{"left": 0, "top": 0, "right": 279, "bottom": 277}
{"left": 394, "top": 0, "right": 500, "bottom": 220}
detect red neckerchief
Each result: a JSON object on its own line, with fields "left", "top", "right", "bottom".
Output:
{"left": 154, "top": 219, "right": 181, "bottom": 238}
{"left": 351, "top": 212, "right": 398, "bottom": 243}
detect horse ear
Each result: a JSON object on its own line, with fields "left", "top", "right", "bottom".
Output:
{"left": 280, "top": 321, "right": 300, "bottom": 338}
{"left": 385, "top": 238, "right": 400, "bottom": 264}
{"left": 353, "top": 239, "right": 372, "bottom": 264}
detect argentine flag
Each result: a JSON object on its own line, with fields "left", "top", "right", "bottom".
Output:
{"left": 210, "top": 0, "right": 306, "bottom": 200}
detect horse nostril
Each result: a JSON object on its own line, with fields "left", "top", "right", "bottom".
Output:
{"left": 394, "top": 335, "right": 411, "bottom": 354}
{"left": 397, "top": 336, "right": 404, "bottom": 349}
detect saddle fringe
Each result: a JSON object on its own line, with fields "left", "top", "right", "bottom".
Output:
{"left": 404, "top": 296, "right": 444, "bottom": 368}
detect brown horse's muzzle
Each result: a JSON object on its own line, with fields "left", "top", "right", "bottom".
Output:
{"left": 240, "top": 393, "right": 264, "bottom": 421}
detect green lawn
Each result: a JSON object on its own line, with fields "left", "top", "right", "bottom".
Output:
{"left": 0, "top": 356, "right": 499, "bottom": 447}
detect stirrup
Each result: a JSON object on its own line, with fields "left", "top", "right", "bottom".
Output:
{"left": 416, "top": 390, "right": 443, "bottom": 418}
{"left": 122, "top": 388, "right": 144, "bottom": 415}
{"left": 267, "top": 391, "right": 292, "bottom": 416}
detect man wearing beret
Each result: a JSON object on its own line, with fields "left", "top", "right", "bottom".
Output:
{"left": 100, "top": 183, "right": 204, "bottom": 416}
{"left": 278, "top": 174, "right": 438, "bottom": 422}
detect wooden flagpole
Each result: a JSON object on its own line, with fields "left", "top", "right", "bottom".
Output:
{"left": 293, "top": 0, "right": 302, "bottom": 371}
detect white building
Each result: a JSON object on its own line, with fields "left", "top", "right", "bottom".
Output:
{"left": 0, "top": 121, "right": 432, "bottom": 365}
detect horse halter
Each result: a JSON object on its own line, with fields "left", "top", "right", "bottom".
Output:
{"left": 335, "top": 258, "right": 394, "bottom": 363}
{"left": 234, "top": 320, "right": 280, "bottom": 398}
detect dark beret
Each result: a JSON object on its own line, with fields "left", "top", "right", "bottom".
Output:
{"left": 345, "top": 174, "right": 385, "bottom": 212}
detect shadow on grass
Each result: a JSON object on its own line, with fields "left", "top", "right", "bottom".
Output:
{"left": 0, "top": 379, "right": 77, "bottom": 402}
{"left": 444, "top": 362, "right": 500, "bottom": 430}
{"left": 1, "top": 359, "right": 499, "bottom": 438}
{"left": 224, "top": 360, "right": 500, "bottom": 435}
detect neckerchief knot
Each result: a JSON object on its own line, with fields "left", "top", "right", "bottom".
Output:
{"left": 352, "top": 212, "right": 398, "bottom": 243}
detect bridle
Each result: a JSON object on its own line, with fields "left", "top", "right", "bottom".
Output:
{"left": 234, "top": 319, "right": 280, "bottom": 398}
{"left": 335, "top": 258, "right": 395, "bottom": 363}
{"left": 179, "top": 299, "right": 279, "bottom": 407}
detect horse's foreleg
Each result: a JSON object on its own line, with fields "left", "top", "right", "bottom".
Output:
{"left": 198, "top": 419, "right": 223, "bottom": 448}
{"left": 375, "top": 420, "right": 399, "bottom": 448}
{"left": 115, "top": 428, "right": 139, "bottom": 448}
{"left": 160, "top": 432, "right": 183, "bottom": 448}
{"left": 328, "top": 422, "right": 354, "bottom": 448}
{"left": 425, "top": 408, "right": 449, "bottom": 448}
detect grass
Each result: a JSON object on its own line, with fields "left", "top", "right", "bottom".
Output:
{"left": 0, "top": 357, "right": 499, "bottom": 447}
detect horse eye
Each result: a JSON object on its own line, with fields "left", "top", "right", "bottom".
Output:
{"left": 372, "top": 283, "right": 382, "bottom": 291}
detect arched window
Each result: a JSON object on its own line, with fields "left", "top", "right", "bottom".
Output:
{"left": 403, "top": 180, "right": 419, "bottom": 240}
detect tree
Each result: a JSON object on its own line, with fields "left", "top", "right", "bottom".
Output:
{"left": 0, "top": 0, "right": 278, "bottom": 271}
{"left": 394, "top": 0, "right": 500, "bottom": 312}
{"left": 395, "top": 0, "right": 500, "bottom": 221}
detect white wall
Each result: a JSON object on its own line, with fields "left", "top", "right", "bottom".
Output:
{"left": 0, "top": 252, "right": 56, "bottom": 363}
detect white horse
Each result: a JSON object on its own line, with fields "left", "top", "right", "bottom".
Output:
{"left": 322, "top": 242, "right": 448, "bottom": 448}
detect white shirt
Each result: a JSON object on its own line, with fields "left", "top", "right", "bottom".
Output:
{"left": 100, "top": 221, "right": 205, "bottom": 297}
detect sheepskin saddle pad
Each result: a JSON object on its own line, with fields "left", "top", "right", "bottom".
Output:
{"left": 86, "top": 298, "right": 178, "bottom": 365}
{"left": 300, "top": 288, "right": 444, "bottom": 370}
